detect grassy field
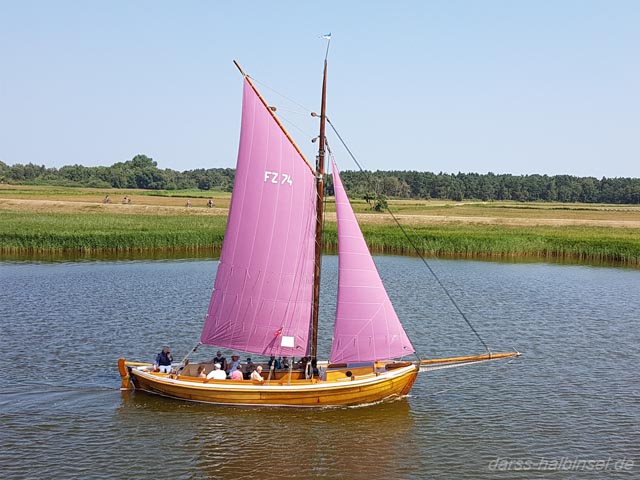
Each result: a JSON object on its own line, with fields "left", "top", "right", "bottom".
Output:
{"left": 1, "top": 184, "right": 639, "bottom": 265}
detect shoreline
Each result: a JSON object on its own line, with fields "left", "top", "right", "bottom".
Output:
{"left": 0, "top": 245, "right": 635, "bottom": 269}
{"left": 2, "top": 235, "right": 638, "bottom": 268}
{"left": 1, "top": 187, "right": 639, "bottom": 267}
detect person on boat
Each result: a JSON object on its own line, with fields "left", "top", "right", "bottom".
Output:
{"left": 211, "top": 351, "right": 227, "bottom": 371}
{"left": 281, "top": 356, "right": 290, "bottom": 369}
{"left": 196, "top": 365, "right": 207, "bottom": 378}
{"left": 154, "top": 345, "right": 173, "bottom": 373}
{"left": 227, "top": 353, "right": 241, "bottom": 377}
{"left": 206, "top": 363, "right": 227, "bottom": 380}
{"left": 250, "top": 365, "right": 264, "bottom": 383}
{"left": 230, "top": 364, "right": 244, "bottom": 380}
{"left": 310, "top": 358, "right": 319, "bottom": 377}
{"left": 297, "top": 357, "right": 309, "bottom": 371}
{"left": 268, "top": 356, "right": 281, "bottom": 370}
{"left": 244, "top": 357, "right": 254, "bottom": 379}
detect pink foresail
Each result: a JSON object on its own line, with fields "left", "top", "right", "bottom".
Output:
{"left": 329, "top": 160, "right": 415, "bottom": 363}
{"left": 200, "top": 78, "right": 316, "bottom": 357}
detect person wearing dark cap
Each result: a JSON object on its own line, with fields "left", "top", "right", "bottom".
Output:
{"left": 154, "top": 345, "right": 173, "bottom": 373}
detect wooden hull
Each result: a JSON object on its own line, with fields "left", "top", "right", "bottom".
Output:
{"left": 121, "top": 360, "right": 419, "bottom": 407}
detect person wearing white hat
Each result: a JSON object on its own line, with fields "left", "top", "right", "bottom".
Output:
{"left": 206, "top": 363, "right": 227, "bottom": 380}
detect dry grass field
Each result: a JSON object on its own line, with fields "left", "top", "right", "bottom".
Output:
{"left": 2, "top": 184, "right": 640, "bottom": 227}
{"left": 1, "top": 184, "right": 639, "bottom": 265}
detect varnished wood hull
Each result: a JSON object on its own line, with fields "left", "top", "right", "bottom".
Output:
{"left": 122, "top": 361, "right": 419, "bottom": 407}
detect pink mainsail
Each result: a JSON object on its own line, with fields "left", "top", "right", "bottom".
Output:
{"left": 330, "top": 160, "right": 415, "bottom": 363}
{"left": 200, "top": 78, "right": 317, "bottom": 357}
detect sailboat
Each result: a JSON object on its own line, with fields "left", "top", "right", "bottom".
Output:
{"left": 118, "top": 56, "right": 520, "bottom": 407}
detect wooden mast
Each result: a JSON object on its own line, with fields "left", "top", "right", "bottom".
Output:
{"left": 310, "top": 57, "right": 328, "bottom": 360}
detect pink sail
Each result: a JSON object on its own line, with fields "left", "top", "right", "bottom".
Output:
{"left": 200, "top": 78, "right": 317, "bottom": 357}
{"left": 330, "top": 160, "right": 415, "bottom": 363}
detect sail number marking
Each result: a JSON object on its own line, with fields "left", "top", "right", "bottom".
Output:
{"left": 264, "top": 171, "right": 293, "bottom": 186}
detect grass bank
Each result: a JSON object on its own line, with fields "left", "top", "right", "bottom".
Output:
{"left": 1, "top": 209, "right": 639, "bottom": 266}
{"left": 1, "top": 184, "right": 639, "bottom": 266}
{"left": 0, "top": 211, "right": 227, "bottom": 251}
{"left": 350, "top": 223, "right": 640, "bottom": 265}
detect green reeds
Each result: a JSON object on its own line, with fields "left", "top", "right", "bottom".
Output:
{"left": 323, "top": 223, "right": 640, "bottom": 266}
{"left": 1, "top": 210, "right": 639, "bottom": 266}
{"left": 0, "top": 211, "right": 227, "bottom": 252}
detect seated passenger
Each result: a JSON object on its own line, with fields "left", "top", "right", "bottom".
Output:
{"left": 230, "top": 364, "right": 244, "bottom": 380}
{"left": 196, "top": 365, "right": 207, "bottom": 378}
{"left": 250, "top": 365, "right": 264, "bottom": 382}
{"left": 154, "top": 345, "right": 173, "bottom": 373}
{"left": 268, "top": 356, "right": 281, "bottom": 370}
{"left": 281, "top": 356, "right": 290, "bottom": 369}
{"left": 244, "top": 358, "right": 254, "bottom": 379}
{"left": 206, "top": 363, "right": 227, "bottom": 380}
{"left": 298, "top": 356, "right": 309, "bottom": 371}
{"left": 227, "top": 353, "right": 241, "bottom": 377}
{"left": 211, "top": 351, "right": 227, "bottom": 371}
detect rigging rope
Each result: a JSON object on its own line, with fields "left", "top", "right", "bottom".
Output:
{"left": 247, "top": 76, "right": 318, "bottom": 155}
{"left": 249, "top": 76, "right": 312, "bottom": 115}
{"left": 325, "top": 118, "right": 491, "bottom": 356}
{"left": 245, "top": 72, "right": 492, "bottom": 356}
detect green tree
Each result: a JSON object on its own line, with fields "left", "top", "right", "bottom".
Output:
{"left": 373, "top": 194, "right": 388, "bottom": 211}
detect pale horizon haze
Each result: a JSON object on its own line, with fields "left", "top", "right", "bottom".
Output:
{"left": 1, "top": 1, "right": 638, "bottom": 178}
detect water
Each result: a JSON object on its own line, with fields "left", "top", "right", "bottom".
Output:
{"left": 1, "top": 257, "right": 638, "bottom": 479}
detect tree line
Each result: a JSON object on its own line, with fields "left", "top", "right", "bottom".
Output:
{"left": 1, "top": 154, "right": 639, "bottom": 204}
{"left": 332, "top": 170, "right": 640, "bottom": 204}
{"left": 0, "top": 155, "right": 235, "bottom": 192}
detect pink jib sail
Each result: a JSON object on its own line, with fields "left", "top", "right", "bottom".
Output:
{"left": 200, "top": 78, "right": 317, "bottom": 357}
{"left": 330, "top": 160, "right": 415, "bottom": 363}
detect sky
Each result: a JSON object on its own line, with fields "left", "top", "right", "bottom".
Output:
{"left": 1, "top": 1, "right": 638, "bottom": 178}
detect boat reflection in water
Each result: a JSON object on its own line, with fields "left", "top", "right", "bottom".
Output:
{"left": 118, "top": 390, "right": 416, "bottom": 479}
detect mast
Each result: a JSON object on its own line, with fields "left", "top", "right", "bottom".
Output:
{"left": 310, "top": 56, "right": 328, "bottom": 360}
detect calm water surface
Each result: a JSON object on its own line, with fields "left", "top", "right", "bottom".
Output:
{"left": 1, "top": 257, "right": 638, "bottom": 479}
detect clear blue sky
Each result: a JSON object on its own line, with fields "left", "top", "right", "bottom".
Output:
{"left": 1, "top": 1, "right": 638, "bottom": 177}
